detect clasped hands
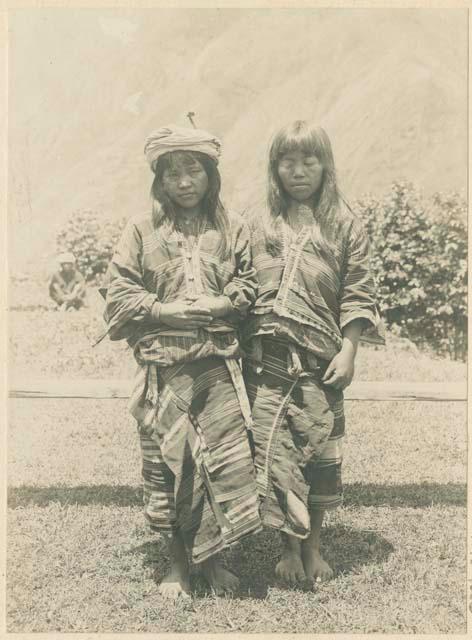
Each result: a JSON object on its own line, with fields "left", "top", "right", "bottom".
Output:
{"left": 158, "top": 294, "right": 232, "bottom": 330}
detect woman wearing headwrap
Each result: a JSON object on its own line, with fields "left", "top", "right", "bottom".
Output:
{"left": 104, "top": 125, "right": 261, "bottom": 599}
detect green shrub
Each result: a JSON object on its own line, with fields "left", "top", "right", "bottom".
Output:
{"left": 354, "top": 182, "right": 467, "bottom": 360}
{"left": 56, "top": 210, "right": 127, "bottom": 284}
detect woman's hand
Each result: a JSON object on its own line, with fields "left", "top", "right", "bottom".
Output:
{"left": 323, "top": 318, "right": 364, "bottom": 389}
{"left": 322, "top": 348, "right": 355, "bottom": 390}
{"left": 187, "top": 294, "right": 233, "bottom": 319}
{"left": 159, "top": 301, "right": 213, "bottom": 329}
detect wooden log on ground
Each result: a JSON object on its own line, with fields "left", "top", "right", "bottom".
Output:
{"left": 8, "top": 379, "right": 467, "bottom": 401}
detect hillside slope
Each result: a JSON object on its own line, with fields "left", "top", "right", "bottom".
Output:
{"left": 8, "top": 8, "right": 467, "bottom": 272}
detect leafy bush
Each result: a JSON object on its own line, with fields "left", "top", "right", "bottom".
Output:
{"left": 56, "top": 209, "right": 127, "bottom": 284}
{"left": 354, "top": 182, "right": 467, "bottom": 360}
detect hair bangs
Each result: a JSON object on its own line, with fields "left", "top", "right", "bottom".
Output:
{"left": 276, "top": 129, "right": 321, "bottom": 159}
{"left": 270, "top": 120, "right": 334, "bottom": 168}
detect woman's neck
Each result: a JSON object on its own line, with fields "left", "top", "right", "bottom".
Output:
{"left": 175, "top": 206, "right": 205, "bottom": 238}
{"left": 175, "top": 205, "right": 202, "bottom": 221}
{"left": 286, "top": 202, "right": 315, "bottom": 231}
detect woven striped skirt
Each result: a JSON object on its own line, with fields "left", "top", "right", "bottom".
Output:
{"left": 244, "top": 338, "right": 344, "bottom": 539}
{"left": 136, "top": 355, "right": 261, "bottom": 564}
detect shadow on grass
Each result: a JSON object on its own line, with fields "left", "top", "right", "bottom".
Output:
{"left": 8, "top": 481, "right": 466, "bottom": 509}
{"left": 343, "top": 482, "right": 466, "bottom": 507}
{"left": 7, "top": 484, "right": 143, "bottom": 508}
{"left": 131, "top": 525, "right": 395, "bottom": 600}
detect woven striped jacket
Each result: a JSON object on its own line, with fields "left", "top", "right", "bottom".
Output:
{"left": 104, "top": 211, "right": 257, "bottom": 357}
{"left": 244, "top": 207, "right": 384, "bottom": 362}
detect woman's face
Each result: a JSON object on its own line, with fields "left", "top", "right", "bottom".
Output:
{"left": 277, "top": 149, "right": 323, "bottom": 204}
{"left": 161, "top": 155, "right": 209, "bottom": 211}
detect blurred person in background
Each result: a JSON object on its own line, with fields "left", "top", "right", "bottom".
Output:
{"left": 49, "top": 252, "right": 86, "bottom": 311}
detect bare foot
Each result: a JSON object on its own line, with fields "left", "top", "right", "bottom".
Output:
{"left": 301, "top": 543, "right": 333, "bottom": 583}
{"left": 158, "top": 532, "right": 191, "bottom": 600}
{"left": 275, "top": 546, "right": 307, "bottom": 585}
{"left": 158, "top": 565, "right": 191, "bottom": 600}
{"left": 201, "top": 557, "right": 239, "bottom": 595}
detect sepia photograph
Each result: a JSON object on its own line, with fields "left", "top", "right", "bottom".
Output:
{"left": 6, "top": 5, "right": 468, "bottom": 635}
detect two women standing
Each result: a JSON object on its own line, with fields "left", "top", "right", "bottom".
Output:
{"left": 104, "top": 120, "right": 382, "bottom": 599}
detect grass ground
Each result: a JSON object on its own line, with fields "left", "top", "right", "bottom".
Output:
{"left": 6, "top": 300, "right": 468, "bottom": 633}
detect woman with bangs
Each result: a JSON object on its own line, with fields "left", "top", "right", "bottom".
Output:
{"left": 104, "top": 125, "right": 261, "bottom": 599}
{"left": 244, "top": 120, "right": 383, "bottom": 587}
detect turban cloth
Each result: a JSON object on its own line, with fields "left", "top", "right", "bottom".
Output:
{"left": 57, "top": 252, "right": 75, "bottom": 264}
{"left": 144, "top": 125, "right": 221, "bottom": 172}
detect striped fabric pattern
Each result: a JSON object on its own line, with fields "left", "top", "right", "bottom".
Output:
{"left": 138, "top": 356, "right": 261, "bottom": 563}
{"left": 244, "top": 338, "right": 344, "bottom": 539}
{"left": 104, "top": 212, "right": 257, "bottom": 347}
{"left": 135, "top": 329, "right": 240, "bottom": 368}
{"left": 245, "top": 209, "right": 384, "bottom": 362}
{"left": 104, "top": 209, "right": 261, "bottom": 563}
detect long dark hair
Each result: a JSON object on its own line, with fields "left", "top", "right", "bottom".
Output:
{"left": 264, "top": 120, "right": 345, "bottom": 256}
{"left": 150, "top": 150, "right": 231, "bottom": 259}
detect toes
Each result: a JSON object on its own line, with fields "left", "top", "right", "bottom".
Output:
{"left": 204, "top": 568, "right": 239, "bottom": 596}
{"left": 294, "top": 570, "right": 306, "bottom": 585}
{"left": 221, "top": 586, "right": 235, "bottom": 596}
{"left": 296, "top": 569, "right": 307, "bottom": 583}
{"left": 276, "top": 562, "right": 306, "bottom": 585}
{"left": 275, "top": 564, "right": 289, "bottom": 583}
{"left": 211, "top": 583, "right": 233, "bottom": 596}
{"left": 286, "top": 569, "right": 298, "bottom": 585}
{"left": 320, "top": 565, "right": 334, "bottom": 580}
{"left": 159, "top": 581, "right": 191, "bottom": 600}
{"left": 226, "top": 576, "right": 239, "bottom": 592}
{"left": 312, "top": 567, "right": 333, "bottom": 583}
{"left": 218, "top": 573, "right": 239, "bottom": 594}
{"left": 283, "top": 569, "right": 293, "bottom": 584}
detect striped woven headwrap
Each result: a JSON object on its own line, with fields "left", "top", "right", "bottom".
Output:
{"left": 144, "top": 124, "right": 221, "bottom": 172}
